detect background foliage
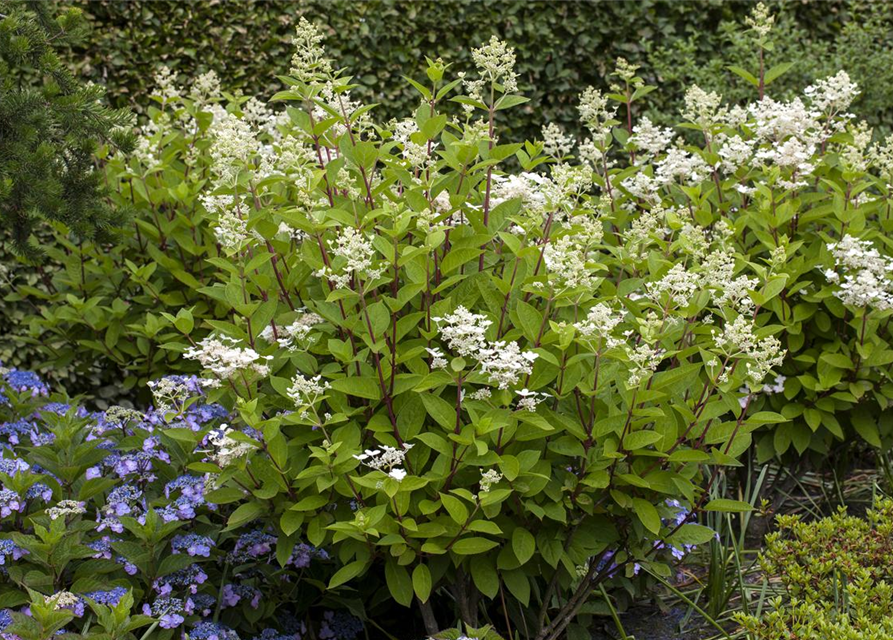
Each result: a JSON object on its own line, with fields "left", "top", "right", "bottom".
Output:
{"left": 62, "top": 0, "right": 893, "bottom": 140}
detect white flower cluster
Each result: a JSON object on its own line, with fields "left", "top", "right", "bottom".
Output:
{"left": 804, "top": 70, "right": 859, "bottom": 115}
{"left": 824, "top": 235, "right": 893, "bottom": 310}
{"left": 655, "top": 146, "right": 710, "bottom": 186}
{"left": 46, "top": 592, "right": 81, "bottom": 611}
{"left": 738, "top": 374, "right": 786, "bottom": 408}
{"left": 543, "top": 234, "right": 596, "bottom": 290}
{"left": 392, "top": 118, "right": 430, "bottom": 168}
{"left": 630, "top": 116, "right": 675, "bottom": 157}
{"left": 152, "top": 66, "right": 180, "bottom": 104}
{"left": 489, "top": 172, "right": 550, "bottom": 217}
{"left": 624, "top": 204, "right": 671, "bottom": 252}
{"left": 289, "top": 18, "right": 333, "bottom": 83}
{"left": 713, "top": 315, "right": 785, "bottom": 385}
{"left": 148, "top": 376, "right": 217, "bottom": 414}
{"left": 745, "top": 2, "right": 775, "bottom": 40}
{"left": 471, "top": 36, "right": 518, "bottom": 93}
{"left": 208, "top": 426, "right": 254, "bottom": 467}
{"left": 578, "top": 86, "right": 616, "bottom": 146}
{"left": 259, "top": 311, "right": 324, "bottom": 351}
{"left": 316, "top": 227, "right": 385, "bottom": 289}
{"left": 542, "top": 123, "right": 575, "bottom": 158}
{"left": 702, "top": 252, "right": 758, "bottom": 313}
{"left": 716, "top": 134, "right": 754, "bottom": 174}
{"left": 46, "top": 500, "right": 87, "bottom": 520}
{"left": 354, "top": 444, "right": 414, "bottom": 482}
{"left": 207, "top": 105, "right": 260, "bottom": 185}
{"left": 184, "top": 334, "right": 273, "bottom": 379}
{"left": 681, "top": 85, "right": 725, "bottom": 131}
{"left": 625, "top": 343, "right": 664, "bottom": 387}
{"left": 432, "top": 306, "right": 538, "bottom": 389}
{"left": 426, "top": 347, "right": 448, "bottom": 370}
{"left": 432, "top": 306, "right": 492, "bottom": 358}
{"left": 479, "top": 469, "right": 503, "bottom": 493}
{"left": 190, "top": 70, "right": 221, "bottom": 105}
{"left": 574, "top": 303, "right": 624, "bottom": 349}
{"left": 287, "top": 373, "right": 330, "bottom": 409}
{"left": 478, "top": 341, "right": 539, "bottom": 389}
{"left": 645, "top": 264, "right": 699, "bottom": 308}
{"left": 516, "top": 388, "right": 548, "bottom": 412}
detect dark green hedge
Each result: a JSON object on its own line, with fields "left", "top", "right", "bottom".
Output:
{"left": 62, "top": 0, "right": 893, "bottom": 142}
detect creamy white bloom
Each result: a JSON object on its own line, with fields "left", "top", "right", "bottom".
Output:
{"left": 825, "top": 235, "right": 893, "bottom": 310}
{"left": 480, "top": 469, "right": 503, "bottom": 493}
{"left": 713, "top": 315, "right": 785, "bottom": 385}
{"left": 353, "top": 444, "right": 414, "bottom": 472}
{"left": 805, "top": 71, "right": 859, "bottom": 114}
{"left": 542, "top": 122, "right": 575, "bottom": 157}
{"left": 630, "top": 116, "right": 675, "bottom": 156}
{"left": 575, "top": 303, "right": 623, "bottom": 349}
{"left": 478, "top": 340, "right": 538, "bottom": 389}
{"left": 578, "top": 86, "right": 617, "bottom": 144}
{"left": 184, "top": 334, "right": 272, "bottom": 379}
{"left": 190, "top": 70, "right": 221, "bottom": 104}
{"left": 682, "top": 85, "right": 725, "bottom": 130}
{"left": 472, "top": 36, "right": 518, "bottom": 93}
{"left": 432, "top": 306, "right": 492, "bottom": 358}
{"left": 259, "top": 311, "right": 323, "bottom": 351}
{"left": 656, "top": 147, "right": 709, "bottom": 185}
{"left": 543, "top": 234, "right": 596, "bottom": 290}
{"left": 287, "top": 374, "right": 330, "bottom": 407}
{"left": 625, "top": 343, "right": 663, "bottom": 387}
{"left": 152, "top": 66, "right": 180, "bottom": 104}
{"left": 208, "top": 426, "right": 254, "bottom": 466}
{"left": 748, "top": 97, "right": 821, "bottom": 144}
{"left": 388, "top": 468, "right": 407, "bottom": 482}
{"left": 47, "top": 500, "right": 86, "bottom": 520}
{"left": 516, "top": 388, "right": 548, "bottom": 412}
{"left": 207, "top": 105, "right": 260, "bottom": 184}
{"left": 316, "top": 227, "right": 385, "bottom": 289}
{"left": 717, "top": 134, "right": 754, "bottom": 173}
{"left": 745, "top": 2, "right": 775, "bottom": 39}
{"left": 290, "top": 18, "right": 332, "bottom": 82}
{"left": 645, "top": 264, "right": 699, "bottom": 308}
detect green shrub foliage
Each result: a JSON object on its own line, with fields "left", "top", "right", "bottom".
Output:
{"left": 736, "top": 497, "right": 893, "bottom": 640}
{"left": 4, "top": 3, "right": 893, "bottom": 636}
{"left": 62, "top": 0, "right": 893, "bottom": 139}
{"left": 0, "top": 6, "right": 810, "bottom": 639}
{"left": 0, "top": 0, "right": 134, "bottom": 259}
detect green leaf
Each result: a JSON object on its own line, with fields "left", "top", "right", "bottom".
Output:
{"left": 669, "top": 524, "right": 716, "bottom": 546}
{"left": 226, "top": 502, "right": 264, "bottom": 529}
{"left": 441, "top": 248, "right": 483, "bottom": 274}
{"left": 440, "top": 493, "right": 468, "bottom": 524}
{"left": 328, "top": 559, "right": 367, "bottom": 589}
{"left": 385, "top": 560, "right": 413, "bottom": 607}
{"left": 512, "top": 528, "right": 535, "bottom": 565}
{"left": 412, "top": 564, "right": 432, "bottom": 603}
{"left": 421, "top": 393, "right": 456, "bottom": 430}
{"left": 633, "top": 498, "right": 661, "bottom": 534}
{"left": 452, "top": 537, "right": 499, "bottom": 555}
{"left": 852, "top": 411, "right": 881, "bottom": 448}
{"left": 704, "top": 499, "right": 754, "bottom": 513}
{"left": 329, "top": 376, "right": 381, "bottom": 400}
{"left": 514, "top": 299, "right": 543, "bottom": 343}
{"left": 764, "top": 62, "right": 794, "bottom": 85}
{"left": 624, "top": 430, "right": 663, "bottom": 451}
{"left": 495, "top": 94, "right": 530, "bottom": 111}
{"left": 727, "top": 65, "right": 759, "bottom": 87}
{"left": 470, "top": 555, "right": 499, "bottom": 598}
{"left": 205, "top": 487, "right": 245, "bottom": 505}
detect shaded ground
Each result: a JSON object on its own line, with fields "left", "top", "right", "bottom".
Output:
{"left": 589, "top": 606, "right": 720, "bottom": 640}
